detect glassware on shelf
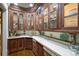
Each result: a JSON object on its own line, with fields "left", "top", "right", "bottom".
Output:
{"left": 64, "top": 3, "right": 78, "bottom": 27}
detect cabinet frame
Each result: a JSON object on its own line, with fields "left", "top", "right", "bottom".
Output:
{"left": 61, "top": 3, "right": 79, "bottom": 30}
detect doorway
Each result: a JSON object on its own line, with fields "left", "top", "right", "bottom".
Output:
{"left": 0, "top": 8, "right": 2, "bottom": 56}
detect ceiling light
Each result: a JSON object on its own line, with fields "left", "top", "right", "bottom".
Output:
{"left": 14, "top": 3, "right": 18, "bottom": 5}
{"left": 29, "top": 3, "right": 33, "bottom": 7}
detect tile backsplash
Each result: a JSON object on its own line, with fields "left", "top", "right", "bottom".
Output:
{"left": 15, "top": 30, "right": 79, "bottom": 43}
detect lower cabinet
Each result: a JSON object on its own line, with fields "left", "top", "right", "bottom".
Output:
{"left": 24, "top": 38, "right": 33, "bottom": 50}
{"left": 37, "top": 42, "right": 44, "bottom": 56}
{"left": 17, "top": 38, "right": 23, "bottom": 50}
{"left": 32, "top": 39, "right": 38, "bottom": 55}
{"left": 8, "top": 37, "right": 32, "bottom": 55}
{"left": 32, "top": 39, "right": 44, "bottom": 56}
{"left": 8, "top": 39, "right": 18, "bottom": 54}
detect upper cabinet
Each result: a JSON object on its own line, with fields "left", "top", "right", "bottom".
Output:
{"left": 27, "top": 13, "right": 31, "bottom": 30}
{"left": 19, "top": 13, "right": 24, "bottom": 31}
{"left": 13, "top": 13, "right": 18, "bottom": 32}
{"left": 48, "top": 3, "right": 58, "bottom": 30}
{"left": 30, "top": 13, "right": 35, "bottom": 30}
{"left": 61, "top": 3, "right": 79, "bottom": 30}
{"left": 43, "top": 4, "right": 49, "bottom": 31}
{"left": 35, "top": 13, "right": 39, "bottom": 30}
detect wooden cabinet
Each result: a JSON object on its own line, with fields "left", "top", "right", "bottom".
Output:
{"left": 8, "top": 37, "right": 32, "bottom": 55}
{"left": 48, "top": 3, "right": 59, "bottom": 30}
{"left": 32, "top": 39, "right": 38, "bottom": 55}
{"left": 8, "top": 39, "right": 18, "bottom": 54}
{"left": 19, "top": 12, "right": 24, "bottom": 32}
{"left": 43, "top": 4, "right": 49, "bottom": 31}
{"left": 38, "top": 14, "right": 44, "bottom": 31}
{"left": 61, "top": 3, "right": 79, "bottom": 30}
{"left": 29, "top": 13, "right": 35, "bottom": 30}
{"left": 26, "top": 13, "right": 36, "bottom": 31}
{"left": 27, "top": 13, "right": 31, "bottom": 30}
{"left": 32, "top": 39, "right": 44, "bottom": 56}
{"left": 24, "top": 38, "right": 32, "bottom": 49}
{"left": 8, "top": 7, "right": 27, "bottom": 36}
{"left": 37, "top": 42, "right": 44, "bottom": 56}
{"left": 17, "top": 38, "right": 23, "bottom": 50}
{"left": 34, "top": 13, "right": 39, "bottom": 30}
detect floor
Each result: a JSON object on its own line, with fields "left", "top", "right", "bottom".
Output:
{"left": 9, "top": 50, "right": 34, "bottom": 56}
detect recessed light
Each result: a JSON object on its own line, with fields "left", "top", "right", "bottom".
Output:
{"left": 29, "top": 3, "right": 33, "bottom": 7}
{"left": 14, "top": 3, "right": 18, "bottom": 5}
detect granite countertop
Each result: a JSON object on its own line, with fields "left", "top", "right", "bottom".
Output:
{"left": 32, "top": 36, "right": 76, "bottom": 56}
{"left": 8, "top": 35, "right": 32, "bottom": 39}
{"left": 8, "top": 35, "right": 76, "bottom": 56}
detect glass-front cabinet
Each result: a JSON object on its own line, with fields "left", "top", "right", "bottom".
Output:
{"left": 19, "top": 13, "right": 24, "bottom": 31}
{"left": 62, "top": 3, "right": 79, "bottom": 29}
{"left": 48, "top": 3, "right": 58, "bottom": 29}
{"left": 43, "top": 4, "right": 49, "bottom": 30}
{"left": 13, "top": 13, "right": 18, "bottom": 32}
{"left": 27, "top": 13, "right": 31, "bottom": 30}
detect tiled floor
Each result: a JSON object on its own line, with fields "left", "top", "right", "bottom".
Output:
{"left": 9, "top": 49, "right": 34, "bottom": 56}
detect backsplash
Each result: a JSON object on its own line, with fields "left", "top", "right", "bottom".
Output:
{"left": 76, "top": 34, "right": 79, "bottom": 44}
{"left": 13, "top": 30, "right": 79, "bottom": 43}
{"left": 25, "top": 31, "right": 72, "bottom": 42}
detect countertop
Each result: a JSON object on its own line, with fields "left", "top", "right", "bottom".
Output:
{"left": 8, "top": 35, "right": 32, "bottom": 39}
{"left": 8, "top": 35, "right": 76, "bottom": 56}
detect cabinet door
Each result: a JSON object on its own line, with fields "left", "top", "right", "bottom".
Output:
{"left": 24, "top": 38, "right": 32, "bottom": 49}
{"left": 32, "top": 40, "right": 38, "bottom": 56}
{"left": 38, "top": 14, "right": 44, "bottom": 31}
{"left": 48, "top": 3, "right": 59, "bottom": 30}
{"left": 17, "top": 38, "right": 23, "bottom": 50}
{"left": 8, "top": 40, "right": 13, "bottom": 54}
{"left": 8, "top": 9, "right": 14, "bottom": 33}
{"left": 35, "top": 13, "right": 39, "bottom": 30}
{"left": 26, "top": 13, "right": 31, "bottom": 30}
{"left": 43, "top": 4, "right": 49, "bottom": 31}
{"left": 62, "top": 3, "right": 79, "bottom": 29}
{"left": 13, "top": 12, "right": 18, "bottom": 32}
{"left": 8, "top": 39, "right": 18, "bottom": 54}
{"left": 19, "top": 13, "right": 24, "bottom": 32}
{"left": 37, "top": 42, "right": 44, "bottom": 56}
{"left": 30, "top": 13, "right": 34, "bottom": 30}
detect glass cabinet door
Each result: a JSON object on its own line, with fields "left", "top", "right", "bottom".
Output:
{"left": 27, "top": 13, "right": 31, "bottom": 30}
{"left": 38, "top": 14, "right": 43, "bottom": 30}
{"left": 48, "top": 3, "right": 58, "bottom": 29}
{"left": 35, "top": 13, "right": 39, "bottom": 30}
{"left": 13, "top": 13, "right": 18, "bottom": 31}
{"left": 19, "top": 14, "right": 24, "bottom": 31}
{"left": 43, "top": 4, "right": 49, "bottom": 30}
{"left": 30, "top": 13, "right": 34, "bottom": 30}
{"left": 63, "top": 3, "right": 78, "bottom": 28}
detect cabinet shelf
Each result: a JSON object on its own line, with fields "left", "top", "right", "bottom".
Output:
{"left": 64, "top": 13, "right": 78, "bottom": 18}
{"left": 49, "top": 17, "right": 56, "bottom": 19}
{"left": 49, "top": 10, "right": 56, "bottom": 13}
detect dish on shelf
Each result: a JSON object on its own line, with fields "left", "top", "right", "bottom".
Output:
{"left": 69, "top": 8, "right": 78, "bottom": 16}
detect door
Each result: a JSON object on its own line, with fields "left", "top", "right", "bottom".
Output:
{"left": 0, "top": 8, "right": 2, "bottom": 56}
